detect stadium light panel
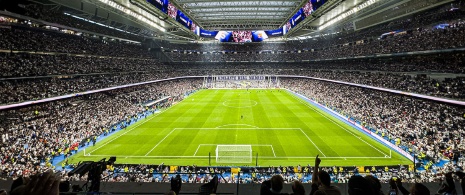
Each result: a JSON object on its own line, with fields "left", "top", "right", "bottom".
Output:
{"left": 64, "top": 13, "right": 138, "bottom": 35}
{"left": 319, "top": 0, "right": 378, "bottom": 30}
{"left": 98, "top": 0, "right": 166, "bottom": 32}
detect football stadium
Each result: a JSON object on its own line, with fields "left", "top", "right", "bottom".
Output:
{"left": 0, "top": 0, "right": 465, "bottom": 194}
{"left": 76, "top": 88, "right": 409, "bottom": 166}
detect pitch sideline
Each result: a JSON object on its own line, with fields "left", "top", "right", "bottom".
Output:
{"left": 87, "top": 93, "right": 195, "bottom": 155}
{"left": 287, "top": 90, "right": 389, "bottom": 157}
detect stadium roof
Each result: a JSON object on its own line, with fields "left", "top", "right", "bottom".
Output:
{"left": 31, "top": 0, "right": 453, "bottom": 41}
{"left": 170, "top": 0, "right": 303, "bottom": 30}
{"left": 286, "top": 0, "right": 453, "bottom": 38}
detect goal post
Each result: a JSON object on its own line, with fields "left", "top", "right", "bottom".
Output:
{"left": 215, "top": 145, "right": 252, "bottom": 163}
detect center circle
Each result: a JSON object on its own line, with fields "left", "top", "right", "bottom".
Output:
{"left": 223, "top": 99, "right": 258, "bottom": 108}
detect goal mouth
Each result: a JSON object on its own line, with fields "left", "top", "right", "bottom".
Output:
{"left": 215, "top": 145, "right": 252, "bottom": 164}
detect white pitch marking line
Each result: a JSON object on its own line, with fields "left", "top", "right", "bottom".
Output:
{"left": 193, "top": 144, "right": 217, "bottom": 156}
{"left": 89, "top": 155, "right": 211, "bottom": 158}
{"left": 215, "top": 124, "right": 259, "bottom": 129}
{"left": 262, "top": 156, "right": 389, "bottom": 159}
{"left": 222, "top": 99, "right": 258, "bottom": 108}
{"left": 175, "top": 128, "right": 299, "bottom": 130}
{"left": 88, "top": 97, "right": 186, "bottom": 155}
{"left": 270, "top": 145, "right": 276, "bottom": 157}
{"left": 88, "top": 110, "right": 159, "bottom": 154}
{"left": 289, "top": 91, "right": 389, "bottom": 157}
{"left": 87, "top": 155, "right": 387, "bottom": 159}
{"left": 193, "top": 144, "right": 276, "bottom": 156}
{"left": 144, "top": 128, "right": 177, "bottom": 156}
{"left": 193, "top": 145, "right": 202, "bottom": 156}
{"left": 299, "top": 128, "right": 326, "bottom": 157}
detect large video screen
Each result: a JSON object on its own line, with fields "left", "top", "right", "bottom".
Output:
{"left": 147, "top": 0, "right": 197, "bottom": 32}
{"left": 196, "top": 28, "right": 284, "bottom": 42}
{"left": 265, "top": 28, "right": 284, "bottom": 37}
{"left": 147, "top": 0, "right": 169, "bottom": 14}
{"left": 286, "top": 0, "right": 327, "bottom": 32}
{"left": 211, "top": 31, "right": 271, "bottom": 42}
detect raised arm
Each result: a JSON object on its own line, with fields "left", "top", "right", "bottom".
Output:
{"left": 312, "top": 155, "right": 321, "bottom": 184}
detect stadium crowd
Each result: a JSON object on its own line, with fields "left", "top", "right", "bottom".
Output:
{"left": 0, "top": 79, "right": 202, "bottom": 181}
{"left": 280, "top": 78, "right": 465, "bottom": 173}
{"left": 0, "top": 28, "right": 151, "bottom": 58}
{"left": 163, "top": 7, "right": 465, "bottom": 62}
{"left": 162, "top": 5, "right": 465, "bottom": 55}
{"left": 2, "top": 76, "right": 465, "bottom": 187}
{"left": 1, "top": 1, "right": 465, "bottom": 194}
{"left": 22, "top": 4, "right": 145, "bottom": 42}
{"left": 0, "top": 53, "right": 165, "bottom": 77}
{"left": 0, "top": 5, "right": 463, "bottom": 105}
{"left": 291, "top": 70, "right": 465, "bottom": 100}
{"left": 2, "top": 52, "right": 464, "bottom": 78}
{"left": 0, "top": 50, "right": 464, "bottom": 104}
{"left": 165, "top": 17, "right": 465, "bottom": 61}
{"left": 4, "top": 156, "right": 465, "bottom": 194}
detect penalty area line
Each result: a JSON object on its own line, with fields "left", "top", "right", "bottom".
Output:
{"left": 260, "top": 156, "right": 391, "bottom": 159}
{"left": 299, "top": 128, "right": 326, "bottom": 157}
{"left": 87, "top": 100, "right": 184, "bottom": 155}
{"left": 144, "top": 129, "right": 177, "bottom": 156}
{"left": 270, "top": 145, "right": 276, "bottom": 157}
{"left": 88, "top": 110, "right": 157, "bottom": 154}
{"left": 85, "top": 154, "right": 390, "bottom": 159}
{"left": 88, "top": 155, "right": 210, "bottom": 158}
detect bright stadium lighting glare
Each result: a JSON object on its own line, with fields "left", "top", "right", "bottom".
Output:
{"left": 319, "top": 0, "right": 378, "bottom": 30}
{"left": 97, "top": 0, "right": 165, "bottom": 32}
{"left": 63, "top": 13, "right": 138, "bottom": 35}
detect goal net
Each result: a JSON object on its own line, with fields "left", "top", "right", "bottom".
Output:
{"left": 215, "top": 145, "right": 252, "bottom": 163}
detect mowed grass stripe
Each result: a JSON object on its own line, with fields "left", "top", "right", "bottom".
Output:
{"left": 69, "top": 89, "right": 412, "bottom": 166}
{"left": 146, "top": 90, "right": 227, "bottom": 156}
{"left": 276, "top": 92, "right": 348, "bottom": 157}
{"left": 92, "top": 90, "right": 209, "bottom": 156}
{"left": 285, "top": 90, "right": 390, "bottom": 157}
{"left": 265, "top": 91, "right": 329, "bottom": 157}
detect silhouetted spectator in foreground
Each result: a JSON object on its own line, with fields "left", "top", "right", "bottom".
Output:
{"left": 437, "top": 172, "right": 456, "bottom": 194}
{"left": 392, "top": 178, "right": 430, "bottom": 195}
{"left": 348, "top": 175, "right": 375, "bottom": 195}
{"left": 310, "top": 155, "right": 341, "bottom": 195}
{"left": 291, "top": 180, "right": 305, "bottom": 195}
{"left": 199, "top": 175, "right": 218, "bottom": 195}
{"left": 171, "top": 174, "right": 182, "bottom": 195}
{"left": 164, "top": 191, "right": 176, "bottom": 195}
{"left": 364, "top": 175, "right": 384, "bottom": 195}
{"left": 260, "top": 175, "right": 288, "bottom": 195}
{"left": 10, "top": 170, "right": 60, "bottom": 195}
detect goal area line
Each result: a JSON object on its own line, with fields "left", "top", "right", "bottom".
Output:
{"left": 194, "top": 144, "right": 276, "bottom": 157}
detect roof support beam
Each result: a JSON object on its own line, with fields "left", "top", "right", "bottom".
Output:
{"left": 179, "top": 0, "right": 300, "bottom": 3}
{"left": 186, "top": 5, "right": 296, "bottom": 9}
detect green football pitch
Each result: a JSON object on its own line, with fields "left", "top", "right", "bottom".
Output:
{"left": 68, "top": 89, "right": 412, "bottom": 166}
